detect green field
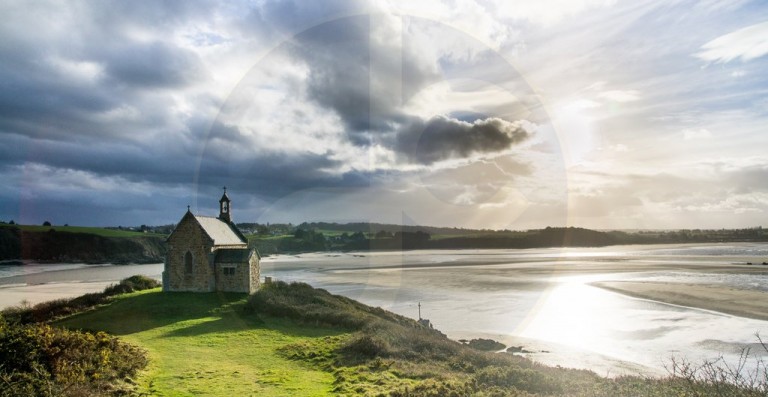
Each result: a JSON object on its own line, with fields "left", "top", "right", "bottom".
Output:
{"left": 0, "top": 223, "right": 164, "bottom": 237}
{"left": 58, "top": 289, "right": 345, "bottom": 396}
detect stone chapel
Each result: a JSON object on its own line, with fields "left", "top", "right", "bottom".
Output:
{"left": 162, "top": 189, "right": 260, "bottom": 293}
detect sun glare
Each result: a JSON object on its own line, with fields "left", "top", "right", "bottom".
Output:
{"left": 518, "top": 282, "right": 625, "bottom": 355}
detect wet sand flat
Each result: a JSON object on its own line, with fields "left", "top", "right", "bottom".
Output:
{"left": 595, "top": 281, "right": 768, "bottom": 322}
{"left": 0, "top": 281, "right": 116, "bottom": 309}
{"left": 0, "top": 263, "right": 163, "bottom": 309}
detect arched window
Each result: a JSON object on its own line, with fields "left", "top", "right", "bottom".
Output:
{"left": 184, "top": 251, "right": 193, "bottom": 274}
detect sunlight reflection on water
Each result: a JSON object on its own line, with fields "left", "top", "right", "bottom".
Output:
{"left": 264, "top": 246, "right": 768, "bottom": 376}
{"left": 519, "top": 283, "right": 622, "bottom": 351}
{"left": 516, "top": 279, "right": 768, "bottom": 375}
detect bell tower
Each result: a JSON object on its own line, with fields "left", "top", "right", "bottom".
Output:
{"left": 219, "top": 186, "right": 231, "bottom": 223}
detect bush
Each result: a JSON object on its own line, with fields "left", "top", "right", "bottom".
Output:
{"left": 0, "top": 315, "right": 147, "bottom": 396}
{"left": 474, "top": 366, "right": 564, "bottom": 395}
{"left": 103, "top": 275, "right": 160, "bottom": 296}
{"left": 389, "top": 378, "right": 475, "bottom": 397}
{"left": 467, "top": 338, "right": 507, "bottom": 352}
{"left": 341, "top": 334, "right": 391, "bottom": 359}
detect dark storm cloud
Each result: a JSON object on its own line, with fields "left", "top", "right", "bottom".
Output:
{"left": 288, "top": 15, "right": 438, "bottom": 142}
{"left": 0, "top": 73, "right": 118, "bottom": 140}
{"left": 0, "top": 1, "right": 210, "bottom": 144}
{"left": 396, "top": 116, "right": 531, "bottom": 164}
{"left": 99, "top": 41, "right": 207, "bottom": 88}
{"left": 196, "top": 150, "right": 371, "bottom": 198}
{"left": 0, "top": 0, "right": 216, "bottom": 224}
{"left": 0, "top": 133, "right": 194, "bottom": 185}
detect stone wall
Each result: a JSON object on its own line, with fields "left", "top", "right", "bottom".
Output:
{"left": 214, "top": 261, "right": 244, "bottom": 292}
{"left": 214, "top": 253, "right": 261, "bottom": 293}
{"left": 164, "top": 214, "right": 215, "bottom": 292}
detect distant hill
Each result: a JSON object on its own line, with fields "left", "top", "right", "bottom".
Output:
{"left": 295, "top": 221, "right": 508, "bottom": 236}
{"left": 249, "top": 224, "right": 768, "bottom": 255}
{"left": 0, "top": 225, "right": 166, "bottom": 264}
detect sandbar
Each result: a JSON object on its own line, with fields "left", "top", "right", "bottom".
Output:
{"left": 595, "top": 281, "right": 768, "bottom": 322}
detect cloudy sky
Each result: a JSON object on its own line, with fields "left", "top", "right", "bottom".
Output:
{"left": 2, "top": 0, "right": 768, "bottom": 230}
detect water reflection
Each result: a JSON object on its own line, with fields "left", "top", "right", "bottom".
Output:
{"left": 518, "top": 280, "right": 768, "bottom": 375}
{"left": 520, "top": 283, "right": 623, "bottom": 353}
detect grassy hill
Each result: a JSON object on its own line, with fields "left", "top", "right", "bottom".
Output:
{"left": 0, "top": 223, "right": 162, "bottom": 238}
{"left": 58, "top": 290, "right": 340, "bottom": 396}
{"left": 43, "top": 281, "right": 768, "bottom": 397}
{"left": 0, "top": 224, "right": 166, "bottom": 263}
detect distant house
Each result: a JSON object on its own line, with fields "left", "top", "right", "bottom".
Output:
{"left": 162, "top": 189, "right": 260, "bottom": 293}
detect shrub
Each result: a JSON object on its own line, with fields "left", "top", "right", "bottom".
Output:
{"left": 341, "top": 334, "right": 391, "bottom": 359}
{"left": 474, "top": 366, "right": 564, "bottom": 395}
{"left": 389, "top": 378, "right": 475, "bottom": 397}
{"left": 103, "top": 275, "right": 160, "bottom": 296}
{"left": 0, "top": 315, "right": 147, "bottom": 396}
{"left": 467, "top": 338, "right": 506, "bottom": 351}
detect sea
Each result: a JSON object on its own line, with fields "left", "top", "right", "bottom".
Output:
{"left": 3, "top": 243, "right": 768, "bottom": 378}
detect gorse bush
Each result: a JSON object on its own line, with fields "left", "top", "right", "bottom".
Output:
{"left": 0, "top": 275, "right": 157, "bottom": 396}
{"left": 103, "top": 275, "right": 160, "bottom": 295}
{"left": 340, "top": 333, "right": 391, "bottom": 359}
{"left": 468, "top": 338, "right": 507, "bottom": 352}
{"left": 0, "top": 315, "right": 147, "bottom": 397}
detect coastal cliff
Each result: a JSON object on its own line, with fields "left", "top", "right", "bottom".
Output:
{"left": 0, "top": 226, "right": 165, "bottom": 264}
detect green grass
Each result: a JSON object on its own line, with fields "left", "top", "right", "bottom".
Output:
{"left": 0, "top": 223, "right": 164, "bottom": 237}
{"left": 58, "top": 289, "right": 345, "bottom": 396}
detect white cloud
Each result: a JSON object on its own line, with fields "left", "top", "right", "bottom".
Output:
{"left": 401, "top": 80, "right": 527, "bottom": 120}
{"left": 382, "top": 0, "right": 513, "bottom": 50}
{"left": 598, "top": 90, "right": 640, "bottom": 102}
{"left": 610, "top": 144, "right": 629, "bottom": 152}
{"left": 682, "top": 128, "right": 712, "bottom": 140}
{"left": 566, "top": 99, "right": 602, "bottom": 110}
{"left": 489, "top": 0, "right": 618, "bottom": 26}
{"left": 680, "top": 193, "right": 768, "bottom": 215}
{"left": 696, "top": 21, "right": 768, "bottom": 63}
{"left": 731, "top": 70, "right": 746, "bottom": 77}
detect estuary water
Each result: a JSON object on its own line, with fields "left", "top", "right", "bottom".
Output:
{"left": 3, "top": 243, "right": 768, "bottom": 377}
{"left": 263, "top": 244, "right": 768, "bottom": 376}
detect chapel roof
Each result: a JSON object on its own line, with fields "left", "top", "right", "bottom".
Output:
{"left": 194, "top": 215, "right": 247, "bottom": 246}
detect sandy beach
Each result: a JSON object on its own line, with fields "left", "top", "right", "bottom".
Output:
{"left": 594, "top": 281, "right": 768, "bottom": 322}
{"left": 0, "top": 281, "right": 117, "bottom": 309}
{"left": 0, "top": 263, "right": 163, "bottom": 310}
